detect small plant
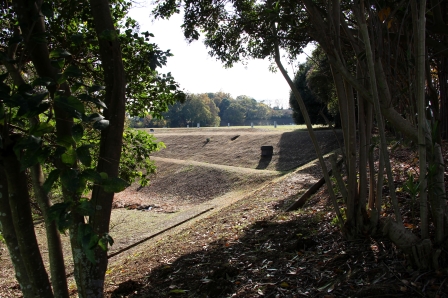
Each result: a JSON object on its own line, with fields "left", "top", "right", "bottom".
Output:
{"left": 0, "top": 229, "right": 4, "bottom": 244}
{"left": 402, "top": 171, "right": 420, "bottom": 222}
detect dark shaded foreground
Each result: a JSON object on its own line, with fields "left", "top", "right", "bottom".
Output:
{"left": 108, "top": 192, "right": 448, "bottom": 298}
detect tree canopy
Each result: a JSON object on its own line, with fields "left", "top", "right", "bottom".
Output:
{"left": 131, "top": 91, "right": 287, "bottom": 128}
{"left": 288, "top": 47, "right": 337, "bottom": 126}
{"left": 0, "top": 0, "right": 184, "bottom": 296}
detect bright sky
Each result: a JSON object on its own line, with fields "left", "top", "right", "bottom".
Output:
{"left": 128, "top": 5, "right": 313, "bottom": 109}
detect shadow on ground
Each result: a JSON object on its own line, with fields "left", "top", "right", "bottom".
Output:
{"left": 256, "top": 155, "right": 272, "bottom": 169}
{"left": 276, "top": 130, "right": 343, "bottom": 171}
{"left": 109, "top": 211, "right": 407, "bottom": 298}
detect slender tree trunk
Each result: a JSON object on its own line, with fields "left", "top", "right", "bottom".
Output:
{"left": 344, "top": 79, "right": 360, "bottom": 232}
{"left": 270, "top": 21, "right": 344, "bottom": 227}
{"left": 355, "top": 0, "right": 402, "bottom": 224}
{"left": 332, "top": 69, "right": 350, "bottom": 166}
{"left": 72, "top": 0, "right": 127, "bottom": 296}
{"left": 30, "top": 164, "right": 69, "bottom": 298}
{"left": 357, "top": 78, "right": 369, "bottom": 230}
{"left": 412, "top": 0, "right": 429, "bottom": 240}
{"left": 2, "top": 152, "right": 53, "bottom": 298}
{"left": 330, "top": 66, "right": 359, "bottom": 236}
{"left": 439, "top": 56, "right": 448, "bottom": 140}
{"left": 3, "top": 32, "right": 69, "bottom": 297}
{"left": 0, "top": 166, "right": 34, "bottom": 298}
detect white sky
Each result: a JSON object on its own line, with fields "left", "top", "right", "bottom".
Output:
{"left": 128, "top": 5, "right": 314, "bottom": 108}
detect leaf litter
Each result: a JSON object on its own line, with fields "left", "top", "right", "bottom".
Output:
{"left": 104, "top": 135, "right": 448, "bottom": 298}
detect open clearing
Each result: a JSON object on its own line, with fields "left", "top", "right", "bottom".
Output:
{"left": 2, "top": 127, "right": 447, "bottom": 297}
{"left": 110, "top": 127, "right": 342, "bottom": 257}
{"left": 1, "top": 126, "right": 345, "bottom": 296}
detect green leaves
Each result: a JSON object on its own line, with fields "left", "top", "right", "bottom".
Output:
{"left": 93, "top": 119, "right": 109, "bottom": 130}
{"left": 60, "top": 168, "right": 82, "bottom": 194}
{"left": 76, "top": 198, "right": 94, "bottom": 216}
{"left": 120, "top": 129, "right": 161, "bottom": 187}
{"left": 42, "top": 169, "right": 61, "bottom": 193}
{"left": 30, "top": 122, "right": 54, "bottom": 137}
{"left": 98, "top": 233, "right": 114, "bottom": 251}
{"left": 85, "top": 112, "right": 104, "bottom": 122}
{"left": 88, "top": 85, "right": 106, "bottom": 92}
{"left": 61, "top": 147, "right": 77, "bottom": 165}
{"left": 76, "top": 145, "right": 93, "bottom": 166}
{"left": 102, "top": 177, "right": 129, "bottom": 193}
{"left": 78, "top": 224, "right": 98, "bottom": 263}
{"left": 50, "top": 198, "right": 114, "bottom": 263}
{"left": 78, "top": 93, "right": 107, "bottom": 109}
{"left": 70, "top": 33, "right": 84, "bottom": 46}
{"left": 77, "top": 224, "right": 114, "bottom": 263}
{"left": 14, "top": 136, "right": 43, "bottom": 170}
{"left": 81, "top": 169, "right": 102, "bottom": 183}
{"left": 64, "top": 65, "right": 82, "bottom": 78}
{"left": 44, "top": 165, "right": 128, "bottom": 195}
{"left": 49, "top": 200, "right": 114, "bottom": 262}
{"left": 13, "top": 91, "right": 50, "bottom": 118}
{"left": 54, "top": 95, "right": 85, "bottom": 119}
{"left": 32, "top": 77, "right": 54, "bottom": 87}
{"left": 49, "top": 49, "right": 71, "bottom": 59}
{"left": 49, "top": 202, "right": 72, "bottom": 234}
{"left": 72, "top": 124, "right": 84, "bottom": 143}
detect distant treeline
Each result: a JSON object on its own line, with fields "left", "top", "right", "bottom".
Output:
{"left": 129, "top": 92, "right": 294, "bottom": 128}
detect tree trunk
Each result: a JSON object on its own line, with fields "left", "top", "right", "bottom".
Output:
{"left": 344, "top": 79, "right": 360, "bottom": 232}
{"left": 438, "top": 55, "right": 448, "bottom": 140}
{"left": 355, "top": 0, "right": 402, "bottom": 224}
{"left": 2, "top": 152, "right": 53, "bottom": 298}
{"left": 30, "top": 164, "right": 69, "bottom": 298}
{"left": 330, "top": 66, "right": 358, "bottom": 236}
{"left": 270, "top": 20, "right": 344, "bottom": 227}
{"left": 357, "top": 78, "right": 369, "bottom": 230}
{"left": 71, "top": 0, "right": 127, "bottom": 296}
{"left": 0, "top": 166, "right": 34, "bottom": 298}
{"left": 412, "top": 0, "right": 429, "bottom": 240}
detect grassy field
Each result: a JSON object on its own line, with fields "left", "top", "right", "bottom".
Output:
{"left": 140, "top": 124, "right": 330, "bottom": 133}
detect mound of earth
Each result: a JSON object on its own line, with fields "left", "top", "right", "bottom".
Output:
{"left": 149, "top": 127, "right": 343, "bottom": 171}
{"left": 113, "top": 127, "right": 343, "bottom": 209}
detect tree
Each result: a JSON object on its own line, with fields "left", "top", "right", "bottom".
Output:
{"left": 305, "top": 46, "right": 339, "bottom": 123}
{"left": 163, "top": 93, "right": 220, "bottom": 127}
{"left": 223, "top": 102, "right": 246, "bottom": 125}
{"left": 154, "top": 0, "right": 448, "bottom": 269}
{"left": 218, "top": 97, "right": 232, "bottom": 118}
{"left": 289, "top": 46, "right": 338, "bottom": 126}
{"left": 289, "top": 62, "right": 328, "bottom": 125}
{"left": 252, "top": 102, "right": 271, "bottom": 120}
{"left": 0, "top": 0, "right": 183, "bottom": 296}
{"left": 208, "top": 91, "right": 232, "bottom": 108}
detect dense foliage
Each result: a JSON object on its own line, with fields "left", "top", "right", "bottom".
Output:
{"left": 0, "top": 0, "right": 183, "bottom": 296}
{"left": 131, "top": 91, "right": 293, "bottom": 127}
{"left": 289, "top": 45, "right": 339, "bottom": 126}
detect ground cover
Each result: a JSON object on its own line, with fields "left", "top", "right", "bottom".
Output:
{"left": 1, "top": 127, "right": 446, "bottom": 297}
{"left": 104, "top": 133, "right": 448, "bottom": 298}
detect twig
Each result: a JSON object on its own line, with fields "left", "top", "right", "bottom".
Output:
{"left": 382, "top": 261, "right": 425, "bottom": 297}
{"left": 436, "top": 277, "right": 447, "bottom": 297}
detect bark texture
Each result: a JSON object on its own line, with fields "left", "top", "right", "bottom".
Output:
{"left": 0, "top": 167, "right": 34, "bottom": 298}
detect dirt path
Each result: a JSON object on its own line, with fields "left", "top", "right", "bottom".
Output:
{"left": 150, "top": 156, "right": 283, "bottom": 174}
{"left": 107, "top": 153, "right": 327, "bottom": 263}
